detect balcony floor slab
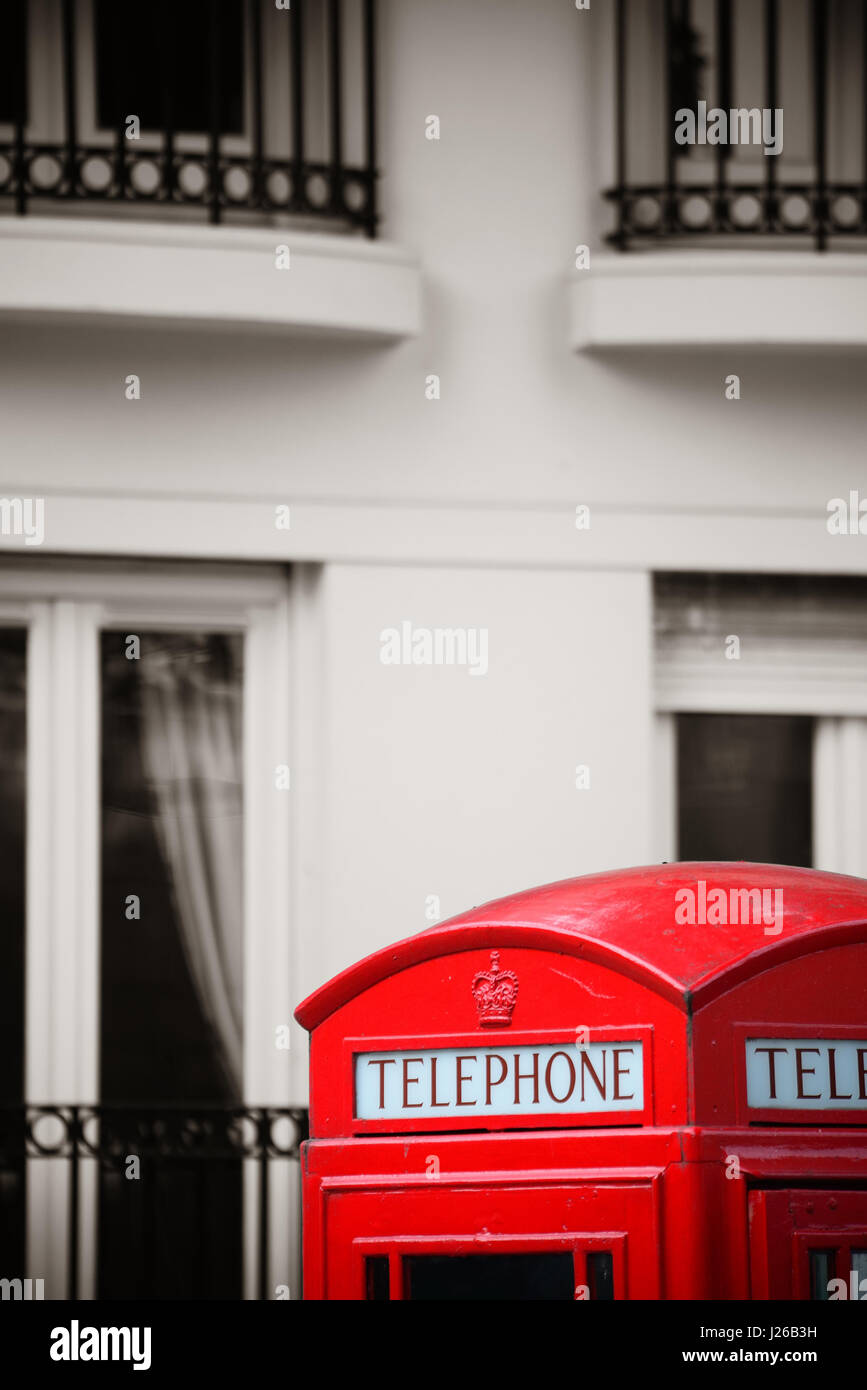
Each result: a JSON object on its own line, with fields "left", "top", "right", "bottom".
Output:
{"left": 570, "top": 251, "right": 867, "bottom": 350}
{"left": 0, "top": 217, "right": 422, "bottom": 340}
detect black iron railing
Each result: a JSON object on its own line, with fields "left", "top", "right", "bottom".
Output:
{"left": 0, "top": 1104, "right": 308, "bottom": 1301}
{"left": 608, "top": 0, "right": 865, "bottom": 250}
{"left": 0, "top": 0, "right": 378, "bottom": 234}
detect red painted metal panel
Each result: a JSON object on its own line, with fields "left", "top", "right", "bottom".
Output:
{"left": 319, "top": 1178, "right": 661, "bottom": 1300}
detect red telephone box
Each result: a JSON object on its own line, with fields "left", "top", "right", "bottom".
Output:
{"left": 295, "top": 863, "right": 867, "bottom": 1300}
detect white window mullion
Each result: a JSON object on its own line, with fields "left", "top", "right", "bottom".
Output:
{"left": 813, "top": 717, "right": 867, "bottom": 877}
{"left": 26, "top": 598, "right": 102, "bottom": 1300}
{"left": 242, "top": 589, "right": 294, "bottom": 1301}
{"left": 653, "top": 712, "right": 677, "bottom": 862}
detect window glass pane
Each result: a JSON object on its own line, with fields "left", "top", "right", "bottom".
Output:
{"left": 677, "top": 713, "right": 812, "bottom": 865}
{"left": 0, "top": 628, "right": 26, "bottom": 1104}
{"left": 405, "top": 1252, "right": 574, "bottom": 1301}
{"left": 99, "top": 630, "right": 243, "bottom": 1300}
{"left": 809, "top": 1248, "right": 835, "bottom": 1301}
{"left": 365, "top": 1257, "right": 390, "bottom": 1301}
{"left": 0, "top": 628, "right": 26, "bottom": 1276}
{"left": 94, "top": 0, "right": 245, "bottom": 134}
{"left": 587, "top": 1250, "right": 615, "bottom": 1300}
{"left": 101, "top": 631, "right": 243, "bottom": 1103}
{"left": 0, "top": 5, "right": 26, "bottom": 125}
{"left": 851, "top": 1249, "right": 867, "bottom": 1286}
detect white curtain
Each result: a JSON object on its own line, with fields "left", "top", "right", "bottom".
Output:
{"left": 138, "top": 639, "right": 243, "bottom": 1095}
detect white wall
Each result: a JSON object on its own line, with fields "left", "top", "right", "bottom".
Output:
{"left": 308, "top": 563, "right": 653, "bottom": 988}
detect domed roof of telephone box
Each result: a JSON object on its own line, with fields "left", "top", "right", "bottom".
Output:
{"left": 295, "top": 862, "right": 867, "bottom": 1029}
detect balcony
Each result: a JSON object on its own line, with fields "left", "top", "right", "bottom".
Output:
{"left": 0, "top": 0, "right": 421, "bottom": 339}
{"left": 0, "top": 1104, "right": 308, "bottom": 1300}
{"left": 572, "top": 0, "right": 867, "bottom": 350}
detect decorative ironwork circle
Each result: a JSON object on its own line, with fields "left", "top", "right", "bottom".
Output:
{"left": 80, "top": 156, "right": 113, "bottom": 193}
{"left": 781, "top": 193, "right": 810, "bottom": 228}
{"left": 223, "top": 166, "right": 251, "bottom": 201}
{"left": 29, "top": 153, "right": 64, "bottom": 192}
{"left": 629, "top": 195, "right": 661, "bottom": 229}
{"left": 269, "top": 1113, "right": 302, "bottom": 1156}
{"left": 266, "top": 169, "right": 292, "bottom": 206}
{"left": 306, "top": 172, "right": 330, "bottom": 208}
{"left": 731, "top": 193, "right": 762, "bottom": 228}
{"left": 342, "top": 178, "right": 367, "bottom": 213}
{"left": 679, "top": 193, "right": 711, "bottom": 229}
{"left": 178, "top": 161, "right": 208, "bottom": 198}
{"left": 831, "top": 193, "right": 859, "bottom": 228}
{"left": 130, "top": 159, "right": 160, "bottom": 196}
{"left": 28, "top": 1109, "right": 69, "bottom": 1155}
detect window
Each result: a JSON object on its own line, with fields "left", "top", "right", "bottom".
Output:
{"left": 654, "top": 574, "right": 867, "bottom": 876}
{"left": 0, "top": 628, "right": 26, "bottom": 1104}
{"left": 606, "top": 0, "right": 867, "bottom": 249}
{"left": 100, "top": 630, "right": 244, "bottom": 1105}
{"left": 808, "top": 1248, "right": 835, "bottom": 1301}
{"left": 0, "top": 559, "right": 297, "bottom": 1301}
{"left": 365, "top": 1256, "right": 390, "bottom": 1301}
{"left": 99, "top": 629, "right": 246, "bottom": 1299}
{"left": 94, "top": 0, "right": 245, "bottom": 135}
{"left": 1, "top": 0, "right": 379, "bottom": 231}
{"left": 0, "top": 4, "right": 26, "bottom": 125}
{"left": 0, "top": 626, "right": 26, "bottom": 1276}
{"left": 677, "top": 713, "right": 812, "bottom": 865}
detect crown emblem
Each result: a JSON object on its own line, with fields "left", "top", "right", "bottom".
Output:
{"left": 471, "top": 951, "right": 519, "bottom": 1027}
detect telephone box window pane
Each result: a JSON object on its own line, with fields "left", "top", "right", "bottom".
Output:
{"left": 365, "top": 1257, "right": 390, "bottom": 1301}
{"left": 587, "top": 1250, "right": 615, "bottom": 1300}
{"left": 851, "top": 1250, "right": 867, "bottom": 1285}
{"left": 405, "top": 1252, "right": 574, "bottom": 1301}
{"left": 677, "top": 713, "right": 812, "bottom": 866}
{"left": 809, "top": 1249, "right": 836, "bottom": 1301}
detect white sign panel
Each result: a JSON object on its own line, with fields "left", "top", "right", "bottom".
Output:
{"left": 746, "top": 1038, "right": 867, "bottom": 1110}
{"left": 355, "top": 1042, "right": 643, "bottom": 1120}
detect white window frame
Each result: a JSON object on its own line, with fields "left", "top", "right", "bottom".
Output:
{"left": 0, "top": 558, "right": 296, "bottom": 1300}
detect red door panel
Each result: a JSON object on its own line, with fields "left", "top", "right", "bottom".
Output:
{"left": 750, "top": 1189, "right": 867, "bottom": 1300}
{"left": 322, "top": 1178, "right": 662, "bottom": 1299}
